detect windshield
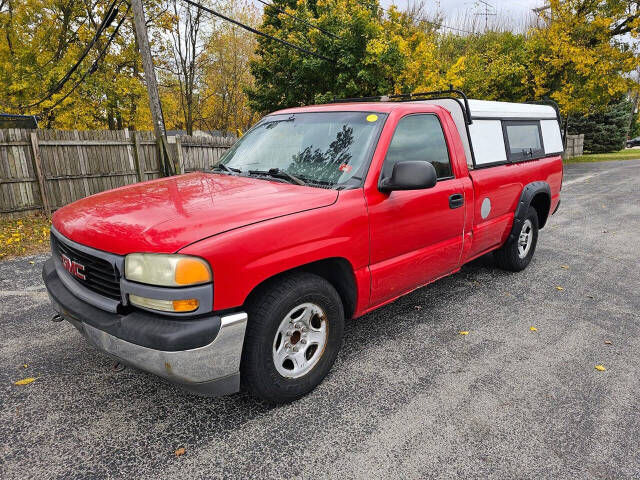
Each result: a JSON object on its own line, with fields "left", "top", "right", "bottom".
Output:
{"left": 218, "top": 111, "right": 387, "bottom": 188}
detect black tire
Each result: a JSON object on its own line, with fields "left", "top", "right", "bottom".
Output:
{"left": 494, "top": 206, "right": 539, "bottom": 272}
{"left": 240, "top": 272, "right": 344, "bottom": 404}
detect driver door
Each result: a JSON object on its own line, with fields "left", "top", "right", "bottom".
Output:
{"left": 366, "top": 113, "right": 466, "bottom": 306}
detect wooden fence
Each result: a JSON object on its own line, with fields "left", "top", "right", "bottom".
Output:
{"left": 0, "top": 129, "right": 236, "bottom": 216}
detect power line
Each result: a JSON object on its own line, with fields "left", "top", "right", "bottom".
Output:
{"left": 361, "top": 1, "right": 476, "bottom": 35}
{"left": 20, "top": 0, "right": 122, "bottom": 110}
{"left": 40, "top": 4, "right": 131, "bottom": 115}
{"left": 424, "top": 20, "right": 476, "bottom": 35}
{"left": 256, "top": 0, "right": 338, "bottom": 39}
{"left": 180, "top": 0, "right": 336, "bottom": 63}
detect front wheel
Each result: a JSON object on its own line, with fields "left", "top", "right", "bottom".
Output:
{"left": 241, "top": 272, "right": 344, "bottom": 404}
{"left": 494, "top": 206, "right": 539, "bottom": 272}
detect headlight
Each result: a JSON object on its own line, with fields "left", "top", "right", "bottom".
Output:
{"left": 125, "top": 253, "right": 212, "bottom": 287}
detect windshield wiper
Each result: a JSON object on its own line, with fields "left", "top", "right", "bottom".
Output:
{"left": 261, "top": 115, "right": 295, "bottom": 129}
{"left": 212, "top": 163, "right": 241, "bottom": 174}
{"left": 248, "top": 168, "right": 307, "bottom": 186}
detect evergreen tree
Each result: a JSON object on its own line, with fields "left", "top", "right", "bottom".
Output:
{"left": 567, "top": 100, "right": 634, "bottom": 153}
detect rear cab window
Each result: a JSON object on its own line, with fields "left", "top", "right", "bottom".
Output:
{"left": 382, "top": 114, "right": 453, "bottom": 181}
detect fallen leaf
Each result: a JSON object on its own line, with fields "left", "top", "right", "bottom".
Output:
{"left": 28, "top": 261, "right": 35, "bottom": 265}
{"left": 595, "top": 365, "right": 606, "bottom": 372}
{"left": 22, "top": 364, "right": 28, "bottom": 368}
{"left": 530, "top": 326, "right": 538, "bottom": 332}
{"left": 175, "top": 447, "right": 186, "bottom": 457}
{"left": 14, "top": 377, "right": 36, "bottom": 386}
{"left": 556, "top": 286, "right": 564, "bottom": 291}
{"left": 111, "top": 361, "right": 126, "bottom": 372}
{"left": 560, "top": 265, "right": 569, "bottom": 269}
{"left": 604, "top": 340, "right": 612, "bottom": 345}
{"left": 458, "top": 331, "right": 469, "bottom": 336}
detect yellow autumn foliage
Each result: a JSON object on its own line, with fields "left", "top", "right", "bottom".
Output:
{"left": 1, "top": 0, "right": 638, "bottom": 130}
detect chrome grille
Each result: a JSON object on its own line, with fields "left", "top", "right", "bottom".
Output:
{"left": 52, "top": 234, "right": 121, "bottom": 300}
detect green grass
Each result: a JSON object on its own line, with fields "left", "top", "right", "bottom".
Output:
{"left": 566, "top": 149, "right": 640, "bottom": 163}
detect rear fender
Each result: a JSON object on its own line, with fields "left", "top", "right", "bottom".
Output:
{"left": 509, "top": 182, "right": 551, "bottom": 241}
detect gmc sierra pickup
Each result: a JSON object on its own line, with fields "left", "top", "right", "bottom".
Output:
{"left": 43, "top": 91, "right": 563, "bottom": 403}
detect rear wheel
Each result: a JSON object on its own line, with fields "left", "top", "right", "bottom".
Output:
{"left": 494, "top": 206, "right": 539, "bottom": 272}
{"left": 241, "top": 272, "right": 344, "bottom": 404}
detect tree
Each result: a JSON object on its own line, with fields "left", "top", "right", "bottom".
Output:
{"left": 247, "top": 0, "right": 447, "bottom": 113}
{"left": 0, "top": 0, "right": 91, "bottom": 125}
{"left": 0, "top": 0, "right": 255, "bottom": 134}
{"left": 247, "top": 0, "right": 640, "bottom": 118}
{"left": 525, "top": 0, "right": 640, "bottom": 115}
{"left": 0, "top": 0, "right": 163, "bottom": 130}
{"left": 568, "top": 99, "right": 634, "bottom": 153}
{"left": 152, "top": 0, "right": 259, "bottom": 135}
{"left": 3, "top": 0, "right": 639, "bottom": 135}
{"left": 437, "top": 31, "right": 532, "bottom": 102}
{"left": 198, "top": 0, "right": 260, "bottom": 134}
{"left": 161, "top": 0, "right": 205, "bottom": 135}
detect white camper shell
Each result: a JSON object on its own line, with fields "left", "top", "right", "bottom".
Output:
{"left": 414, "top": 97, "right": 564, "bottom": 169}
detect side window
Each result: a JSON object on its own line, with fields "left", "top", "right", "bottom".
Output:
{"left": 503, "top": 121, "right": 544, "bottom": 162}
{"left": 382, "top": 114, "right": 453, "bottom": 180}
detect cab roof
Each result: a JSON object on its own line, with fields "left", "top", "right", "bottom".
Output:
{"left": 271, "top": 102, "right": 437, "bottom": 115}
{"left": 272, "top": 98, "right": 558, "bottom": 120}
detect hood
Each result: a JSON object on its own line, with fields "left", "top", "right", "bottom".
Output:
{"left": 53, "top": 172, "right": 338, "bottom": 255}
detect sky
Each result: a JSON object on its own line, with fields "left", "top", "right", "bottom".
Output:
{"left": 382, "top": 0, "right": 548, "bottom": 30}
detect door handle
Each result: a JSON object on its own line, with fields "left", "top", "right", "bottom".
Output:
{"left": 449, "top": 193, "right": 464, "bottom": 209}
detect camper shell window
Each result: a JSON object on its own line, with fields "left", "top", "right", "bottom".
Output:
{"left": 410, "top": 97, "right": 564, "bottom": 169}
{"left": 502, "top": 121, "right": 545, "bottom": 162}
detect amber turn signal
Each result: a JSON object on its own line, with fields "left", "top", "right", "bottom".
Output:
{"left": 172, "top": 298, "right": 200, "bottom": 312}
{"left": 129, "top": 295, "right": 199, "bottom": 313}
{"left": 175, "top": 258, "right": 212, "bottom": 285}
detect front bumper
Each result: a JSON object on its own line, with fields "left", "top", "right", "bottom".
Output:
{"left": 43, "top": 258, "right": 248, "bottom": 396}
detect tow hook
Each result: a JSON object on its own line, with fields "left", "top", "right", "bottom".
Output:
{"left": 51, "top": 314, "right": 63, "bottom": 322}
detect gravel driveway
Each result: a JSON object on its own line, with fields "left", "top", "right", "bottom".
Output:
{"left": 1, "top": 160, "right": 639, "bottom": 479}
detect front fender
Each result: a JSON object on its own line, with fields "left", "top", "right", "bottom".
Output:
{"left": 178, "top": 189, "right": 370, "bottom": 312}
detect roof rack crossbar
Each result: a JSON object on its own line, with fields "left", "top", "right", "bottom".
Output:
{"left": 328, "top": 87, "right": 473, "bottom": 125}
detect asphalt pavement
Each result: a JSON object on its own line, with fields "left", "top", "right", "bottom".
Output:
{"left": 1, "top": 160, "right": 639, "bottom": 479}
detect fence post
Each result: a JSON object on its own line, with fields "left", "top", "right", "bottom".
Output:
{"left": 132, "top": 132, "right": 144, "bottom": 182}
{"left": 29, "top": 132, "right": 51, "bottom": 216}
{"left": 156, "top": 138, "right": 166, "bottom": 176}
{"left": 73, "top": 130, "right": 91, "bottom": 197}
{"left": 175, "top": 136, "right": 185, "bottom": 174}
{"left": 159, "top": 136, "right": 175, "bottom": 176}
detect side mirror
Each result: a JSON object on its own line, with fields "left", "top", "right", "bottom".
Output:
{"left": 379, "top": 161, "right": 437, "bottom": 192}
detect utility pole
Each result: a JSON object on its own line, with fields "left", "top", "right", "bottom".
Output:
{"left": 130, "top": 0, "right": 174, "bottom": 176}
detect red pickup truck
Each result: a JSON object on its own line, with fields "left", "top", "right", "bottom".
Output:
{"left": 44, "top": 91, "right": 563, "bottom": 403}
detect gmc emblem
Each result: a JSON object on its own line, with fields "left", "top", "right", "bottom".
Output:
{"left": 61, "top": 254, "right": 86, "bottom": 280}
